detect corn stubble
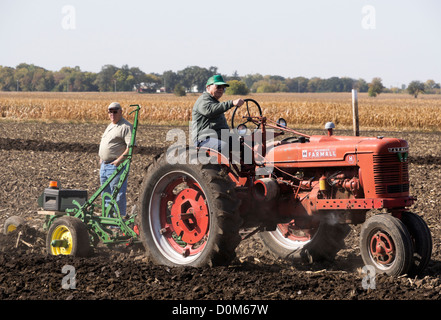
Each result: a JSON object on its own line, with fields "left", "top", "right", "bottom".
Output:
{"left": 0, "top": 92, "right": 440, "bottom": 131}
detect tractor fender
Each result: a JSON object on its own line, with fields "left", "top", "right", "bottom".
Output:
{"left": 161, "top": 145, "right": 244, "bottom": 186}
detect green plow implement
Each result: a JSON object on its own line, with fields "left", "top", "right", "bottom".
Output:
{"left": 43, "top": 104, "right": 141, "bottom": 248}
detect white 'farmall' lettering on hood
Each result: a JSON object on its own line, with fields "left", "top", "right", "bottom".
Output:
{"left": 302, "top": 148, "right": 337, "bottom": 159}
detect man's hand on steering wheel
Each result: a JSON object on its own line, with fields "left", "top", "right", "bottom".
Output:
{"left": 233, "top": 98, "right": 245, "bottom": 107}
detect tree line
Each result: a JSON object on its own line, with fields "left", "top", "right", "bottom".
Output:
{"left": 0, "top": 63, "right": 439, "bottom": 98}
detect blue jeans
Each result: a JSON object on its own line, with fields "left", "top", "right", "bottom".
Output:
{"left": 99, "top": 162, "right": 128, "bottom": 217}
{"left": 197, "top": 137, "right": 227, "bottom": 152}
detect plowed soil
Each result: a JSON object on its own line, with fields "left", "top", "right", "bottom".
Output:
{"left": 1, "top": 121, "right": 441, "bottom": 303}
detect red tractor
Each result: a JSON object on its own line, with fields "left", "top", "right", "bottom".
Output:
{"left": 137, "top": 99, "right": 432, "bottom": 277}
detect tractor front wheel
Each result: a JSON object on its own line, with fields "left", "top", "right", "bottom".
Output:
{"left": 401, "top": 212, "right": 432, "bottom": 276}
{"left": 360, "top": 213, "right": 413, "bottom": 276}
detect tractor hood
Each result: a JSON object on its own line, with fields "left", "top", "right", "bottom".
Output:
{"left": 264, "top": 135, "right": 408, "bottom": 168}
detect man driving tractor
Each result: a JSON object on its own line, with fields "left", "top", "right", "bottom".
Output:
{"left": 191, "top": 75, "right": 245, "bottom": 152}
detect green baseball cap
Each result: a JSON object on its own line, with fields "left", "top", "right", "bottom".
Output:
{"left": 206, "top": 75, "right": 229, "bottom": 87}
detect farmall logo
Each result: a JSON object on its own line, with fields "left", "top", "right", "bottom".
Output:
{"left": 388, "top": 147, "right": 409, "bottom": 153}
{"left": 388, "top": 147, "right": 409, "bottom": 162}
{"left": 302, "top": 148, "right": 337, "bottom": 159}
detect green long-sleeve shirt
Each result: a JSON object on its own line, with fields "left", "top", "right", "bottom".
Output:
{"left": 191, "top": 92, "right": 234, "bottom": 145}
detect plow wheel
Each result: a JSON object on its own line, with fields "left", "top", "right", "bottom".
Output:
{"left": 138, "top": 150, "right": 242, "bottom": 267}
{"left": 3, "top": 216, "right": 27, "bottom": 234}
{"left": 259, "top": 221, "right": 350, "bottom": 263}
{"left": 46, "top": 216, "right": 91, "bottom": 257}
{"left": 360, "top": 214, "right": 412, "bottom": 276}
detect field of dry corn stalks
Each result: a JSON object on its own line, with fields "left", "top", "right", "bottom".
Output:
{"left": 1, "top": 91, "right": 440, "bottom": 131}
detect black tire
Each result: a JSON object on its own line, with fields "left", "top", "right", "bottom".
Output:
{"left": 401, "top": 212, "right": 432, "bottom": 276}
{"left": 46, "top": 216, "right": 91, "bottom": 257}
{"left": 138, "top": 148, "right": 242, "bottom": 267}
{"left": 3, "top": 216, "right": 27, "bottom": 235}
{"left": 259, "top": 222, "right": 351, "bottom": 263}
{"left": 360, "top": 214, "right": 413, "bottom": 276}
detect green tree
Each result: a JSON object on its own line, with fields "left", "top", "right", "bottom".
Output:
{"left": 341, "top": 77, "right": 356, "bottom": 92}
{"left": 251, "top": 75, "right": 287, "bottom": 93}
{"left": 227, "top": 70, "right": 241, "bottom": 81}
{"left": 0, "top": 66, "right": 16, "bottom": 91}
{"left": 178, "top": 66, "right": 218, "bottom": 92}
{"left": 424, "top": 79, "right": 439, "bottom": 94}
{"left": 13, "top": 63, "right": 53, "bottom": 91}
{"left": 82, "top": 72, "right": 98, "bottom": 91}
{"left": 114, "top": 64, "right": 149, "bottom": 91}
{"left": 407, "top": 80, "right": 425, "bottom": 98}
{"left": 144, "top": 73, "right": 162, "bottom": 91}
{"left": 354, "top": 78, "right": 369, "bottom": 92}
{"left": 162, "top": 70, "right": 180, "bottom": 93}
{"left": 286, "top": 77, "right": 309, "bottom": 93}
{"left": 241, "top": 74, "right": 263, "bottom": 91}
{"left": 174, "top": 83, "right": 186, "bottom": 96}
{"left": 225, "top": 80, "right": 249, "bottom": 95}
{"left": 113, "top": 66, "right": 128, "bottom": 91}
{"left": 307, "top": 77, "right": 324, "bottom": 92}
{"left": 31, "top": 67, "right": 52, "bottom": 91}
{"left": 324, "top": 77, "right": 344, "bottom": 92}
{"left": 15, "top": 63, "right": 34, "bottom": 91}
{"left": 53, "top": 66, "right": 82, "bottom": 91}
{"left": 252, "top": 80, "right": 273, "bottom": 93}
{"left": 95, "top": 64, "right": 119, "bottom": 91}
{"left": 368, "top": 77, "right": 384, "bottom": 97}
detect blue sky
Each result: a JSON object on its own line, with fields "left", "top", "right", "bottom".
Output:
{"left": 0, "top": 0, "right": 440, "bottom": 87}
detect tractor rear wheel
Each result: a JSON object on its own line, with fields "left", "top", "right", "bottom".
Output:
{"left": 138, "top": 149, "right": 242, "bottom": 267}
{"left": 259, "top": 221, "right": 350, "bottom": 263}
{"left": 360, "top": 213, "right": 412, "bottom": 276}
{"left": 46, "top": 216, "right": 91, "bottom": 257}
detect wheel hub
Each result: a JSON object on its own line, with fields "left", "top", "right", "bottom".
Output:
{"left": 278, "top": 222, "right": 312, "bottom": 242}
{"left": 170, "top": 188, "right": 209, "bottom": 244}
{"left": 370, "top": 231, "right": 395, "bottom": 265}
{"left": 50, "top": 225, "right": 73, "bottom": 255}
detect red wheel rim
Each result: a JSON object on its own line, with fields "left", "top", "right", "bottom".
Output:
{"left": 277, "top": 222, "right": 312, "bottom": 242}
{"left": 158, "top": 176, "right": 209, "bottom": 257}
{"left": 369, "top": 231, "right": 395, "bottom": 265}
{"left": 265, "top": 220, "right": 318, "bottom": 252}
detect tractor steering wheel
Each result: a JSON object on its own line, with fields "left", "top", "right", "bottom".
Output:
{"left": 231, "top": 98, "right": 263, "bottom": 135}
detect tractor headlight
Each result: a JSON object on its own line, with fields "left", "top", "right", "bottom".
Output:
{"left": 277, "top": 118, "right": 287, "bottom": 128}
{"left": 237, "top": 124, "right": 248, "bottom": 136}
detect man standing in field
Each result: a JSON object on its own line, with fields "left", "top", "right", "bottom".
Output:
{"left": 191, "top": 74, "right": 245, "bottom": 152}
{"left": 98, "top": 102, "right": 132, "bottom": 217}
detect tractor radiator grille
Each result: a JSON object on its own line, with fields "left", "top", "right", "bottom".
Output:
{"left": 373, "top": 154, "right": 409, "bottom": 195}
